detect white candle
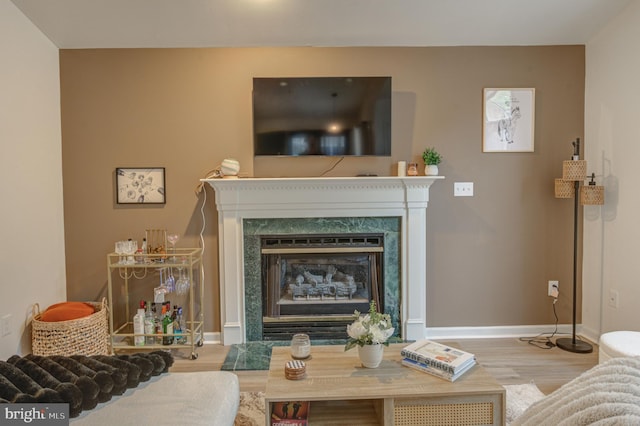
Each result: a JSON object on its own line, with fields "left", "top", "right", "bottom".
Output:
{"left": 397, "top": 161, "right": 407, "bottom": 176}
{"left": 291, "top": 334, "right": 311, "bottom": 359}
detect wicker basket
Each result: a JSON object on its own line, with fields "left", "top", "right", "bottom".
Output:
{"left": 31, "top": 298, "right": 111, "bottom": 356}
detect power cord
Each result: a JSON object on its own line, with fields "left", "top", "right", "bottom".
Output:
{"left": 519, "top": 297, "right": 560, "bottom": 349}
{"left": 320, "top": 157, "right": 345, "bottom": 176}
{"left": 196, "top": 169, "right": 220, "bottom": 293}
{"left": 194, "top": 166, "right": 222, "bottom": 195}
{"left": 199, "top": 183, "right": 207, "bottom": 258}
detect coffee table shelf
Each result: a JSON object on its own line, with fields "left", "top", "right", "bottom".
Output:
{"left": 264, "top": 344, "right": 505, "bottom": 426}
{"left": 309, "top": 399, "right": 382, "bottom": 425}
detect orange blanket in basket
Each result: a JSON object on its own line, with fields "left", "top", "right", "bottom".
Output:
{"left": 40, "top": 302, "right": 96, "bottom": 322}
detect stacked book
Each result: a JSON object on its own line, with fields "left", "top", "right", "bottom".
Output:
{"left": 400, "top": 339, "right": 476, "bottom": 382}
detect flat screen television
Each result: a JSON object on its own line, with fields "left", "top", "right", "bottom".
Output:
{"left": 253, "top": 77, "right": 391, "bottom": 156}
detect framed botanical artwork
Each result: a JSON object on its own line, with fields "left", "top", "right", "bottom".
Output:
{"left": 482, "top": 88, "right": 535, "bottom": 152}
{"left": 116, "top": 167, "right": 166, "bottom": 204}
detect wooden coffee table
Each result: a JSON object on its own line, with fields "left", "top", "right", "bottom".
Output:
{"left": 265, "top": 343, "right": 505, "bottom": 425}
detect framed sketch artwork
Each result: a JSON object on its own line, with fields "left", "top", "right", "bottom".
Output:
{"left": 483, "top": 88, "right": 535, "bottom": 152}
{"left": 116, "top": 167, "right": 166, "bottom": 204}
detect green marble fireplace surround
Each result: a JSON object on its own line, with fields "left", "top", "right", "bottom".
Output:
{"left": 243, "top": 217, "right": 401, "bottom": 341}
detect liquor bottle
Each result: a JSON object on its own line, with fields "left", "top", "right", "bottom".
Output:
{"left": 153, "top": 303, "right": 163, "bottom": 344}
{"left": 162, "top": 305, "right": 174, "bottom": 345}
{"left": 133, "top": 301, "right": 145, "bottom": 346}
{"left": 174, "top": 306, "right": 187, "bottom": 344}
{"left": 144, "top": 301, "right": 155, "bottom": 345}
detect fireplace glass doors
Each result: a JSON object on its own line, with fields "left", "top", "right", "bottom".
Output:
{"left": 261, "top": 234, "right": 384, "bottom": 340}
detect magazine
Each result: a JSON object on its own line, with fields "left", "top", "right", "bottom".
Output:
{"left": 401, "top": 357, "right": 476, "bottom": 382}
{"left": 400, "top": 339, "right": 476, "bottom": 374}
{"left": 270, "top": 401, "right": 310, "bottom": 426}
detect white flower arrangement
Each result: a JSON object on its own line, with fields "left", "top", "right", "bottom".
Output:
{"left": 345, "top": 300, "right": 395, "bottom": 351}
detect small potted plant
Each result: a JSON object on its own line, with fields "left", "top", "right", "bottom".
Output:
{"left": 422, "top": 147, "right": 442, "bottom": 176}
{"left": 345, "top": 300, "right": 394, "bottom": 368}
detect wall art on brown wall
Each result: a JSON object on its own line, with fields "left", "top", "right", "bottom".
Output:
{"left": 483, "top": 88, "right": 535, "bottom": 153}
{"left": 115, "top": 167, "right": 166, "bottom": 204}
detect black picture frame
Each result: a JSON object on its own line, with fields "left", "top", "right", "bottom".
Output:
{"left": 115, "top": 167, "right": 166, "bottom": 204}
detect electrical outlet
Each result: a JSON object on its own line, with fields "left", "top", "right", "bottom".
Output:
{"left": 548, "top": 280, "right": 559, "bottom": 297}
{"left": 609, "top": 290, "right": 619, "bottom": 308}
{"left": 454, "top": 182, "right": 474, "bottom": 197}
{"left": 1, "top": 314, "right": 11, "bottom": 337}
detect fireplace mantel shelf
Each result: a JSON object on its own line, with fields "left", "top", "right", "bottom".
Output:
{"left": 203, "top": 176, "right": 443, "bottom": 189}
{"left": 203, "top": 175, "right": 443, "bottom": 182}
{"left": 203, "top": 176, "right": 443, "bottom": 214}
{"left": 203, "top": 175, "right": 443, "bottom": 345}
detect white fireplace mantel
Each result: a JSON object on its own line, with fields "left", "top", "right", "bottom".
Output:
{"left": 203, "top": 176, "right": 443, "bottom": 345}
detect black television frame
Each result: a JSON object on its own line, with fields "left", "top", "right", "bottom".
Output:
{"left": 252, "top": 76, "right": 392, "bottom": 157}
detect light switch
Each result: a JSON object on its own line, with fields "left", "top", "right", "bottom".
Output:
{"left": 454, "top": 182, "right": 474, "bottom": 197}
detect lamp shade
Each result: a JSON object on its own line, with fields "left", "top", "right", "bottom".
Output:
{"left": 562, "top": 160, "right": 587, "bottom": 181}
{"left": 580, "top": 185, "right": 604, "bottom": 205}
{"left": 555, "top": 178, "right": 574, "bottom": 198}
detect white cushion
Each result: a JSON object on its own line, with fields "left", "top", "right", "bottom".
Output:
{"left": 71, "top": 371, "right": 239, "bottom": 425}
{"left": 599, "top": 331, "right": 640, "bottom": 363}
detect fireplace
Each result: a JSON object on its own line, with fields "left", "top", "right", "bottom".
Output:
{"left": 203, "top": 176, "right": 442, "bottom": 345}
{"left": 243, "top": 217, "right": 400, "bottom": 342}
{"left": 261, "top": 233, "right": 384, "bottom": 340}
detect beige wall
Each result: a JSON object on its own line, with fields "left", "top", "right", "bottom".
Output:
{"left": 1, "top": 0, "right": 64, "bottom": 359}
{"left": 583, "top": 0, "right": 640, "bottom": 340}
{"left": 60, "top": 46, "right": 584, "bottom": 335}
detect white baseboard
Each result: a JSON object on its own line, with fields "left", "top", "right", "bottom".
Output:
{"left": 202, "top": 325, "right": 595, "bottom": 346}
{"left": 202, "top": 332, "right": 222, "bottom": 344}
{"left": 425, "top": 324, "right": 586, "bottom": 340}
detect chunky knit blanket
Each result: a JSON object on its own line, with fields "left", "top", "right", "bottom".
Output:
{"left": 0, "top": 351, "right": 173, "bottom": 418}
{"left": 512, "top": 356, "right": 640, "bottom": 425}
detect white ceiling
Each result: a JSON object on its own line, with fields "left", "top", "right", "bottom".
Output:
{"left": 10, "top": 0, "right": 632, "bottom": 49}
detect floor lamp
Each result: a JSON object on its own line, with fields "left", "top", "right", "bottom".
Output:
{"left": 554, "top": 138, "right": 604, "bottom": 353}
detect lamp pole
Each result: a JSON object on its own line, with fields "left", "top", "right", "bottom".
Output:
{"left": 556, "top": 171, "right": 593, "bottom": 353}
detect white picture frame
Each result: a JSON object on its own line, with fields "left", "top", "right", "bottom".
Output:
{"left": 483, "top": 88, "right": 535, "bottom": 153}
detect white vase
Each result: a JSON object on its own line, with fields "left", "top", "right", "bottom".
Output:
{"left": 358, "top": 344, "right": 384, "bottom": 368}
{"left": 425, "top": 164, "right": 439, "bottom": 176}
{"left": 220, "top": 158, "right": 240, "bottom": 178}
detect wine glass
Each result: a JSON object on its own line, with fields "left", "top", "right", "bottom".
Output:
{"left": 125, "top": 240, "right": 137, "bottom": 265}
{"left": 115, "top": 241, "right": 125, "bottom": 264}
{"left": 155, "top": 269, "right": 168, "bottom": 301}
{"left": 176, "top": 259, "right": 190, "bottom": 296}
{"left": 167, "top": 233, "right": 179, "bottom": 261}
{"left": 164, "top": 267, "right": 175, "bottom": 293}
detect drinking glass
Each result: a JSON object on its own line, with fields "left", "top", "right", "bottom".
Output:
{"left": 155, "top": 269, "right": 168, "bottom": 302}
{"left": 165, "top": 268, "right": 175, "bottom": 293}
{"left": 291, "top": 333, "right": 311, "bottom": 359}
{"left": 126, "top": 240, "right": 137, "bottom": 265}
{"left": 167, "top": 234, "right": 179, "bottom": 261}
{"left": 176, "top": 259, "right": 190, "bottom": 296}
{"left": 115, "top": 241, "right": 125, "bottom": 264}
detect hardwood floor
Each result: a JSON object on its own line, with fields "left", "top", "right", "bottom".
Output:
{"left": 169, "top": 337, "right": 599, "bottom": 395}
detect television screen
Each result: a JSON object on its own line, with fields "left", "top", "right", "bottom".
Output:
{"left": 253, "top": 77, "right": 391, "bottom": 156}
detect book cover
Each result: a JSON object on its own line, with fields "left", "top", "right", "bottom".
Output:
{"left": 400, "top": 339, "right": 475, "bottom": 374}
{"left": 401, "top": 357, "right": 476, "bottom": 382}
{"left": 271, "top": 401, "right": 310, "bottom": 426}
